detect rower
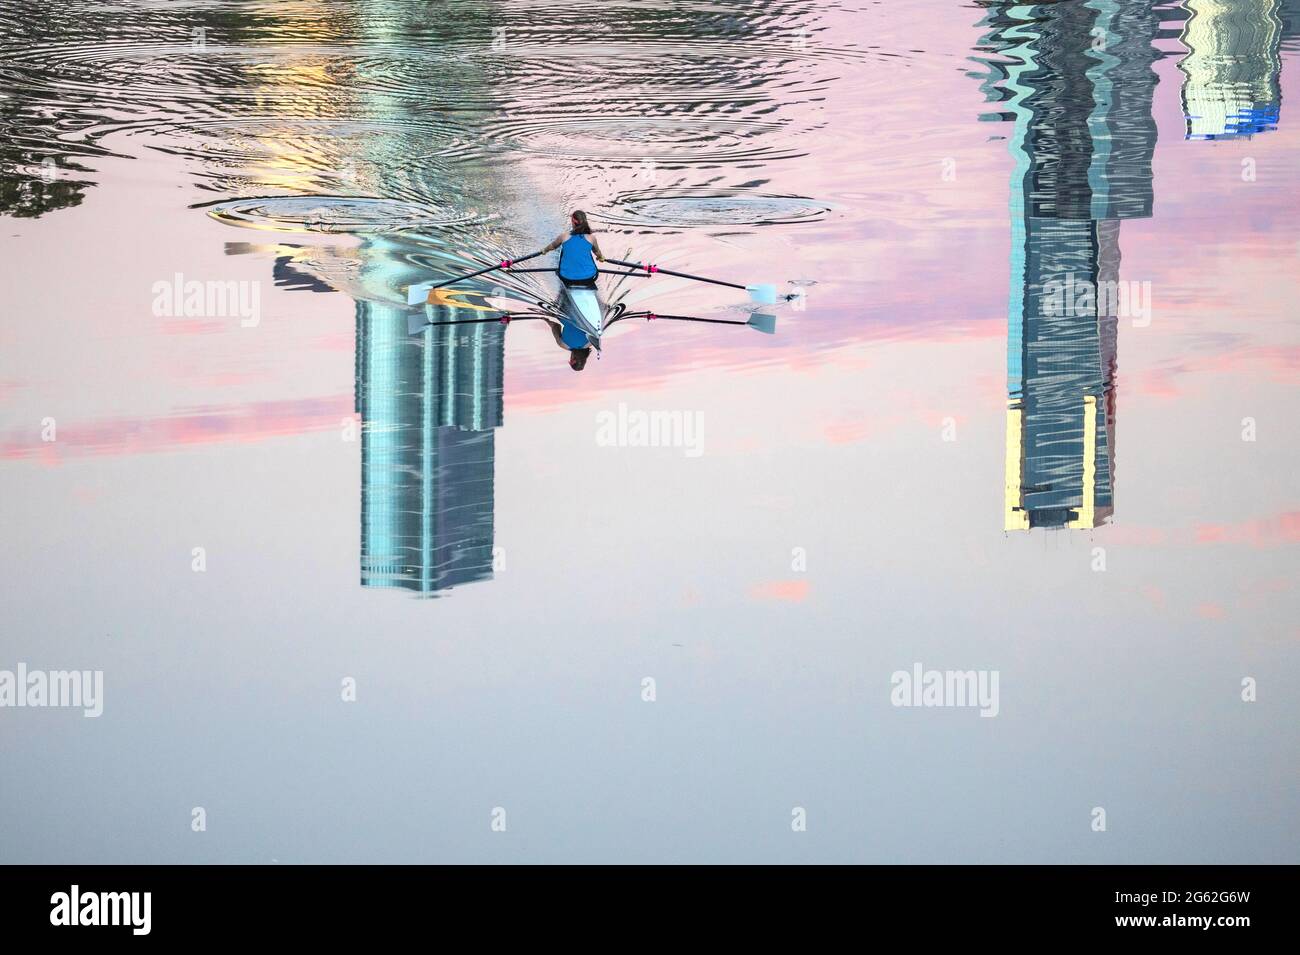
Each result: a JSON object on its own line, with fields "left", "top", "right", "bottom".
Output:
{"left": 541, "top": 210, "right": 606, "bottom": 371}
{"left": 543, "top": 209, "right": 606, "bottom": 285}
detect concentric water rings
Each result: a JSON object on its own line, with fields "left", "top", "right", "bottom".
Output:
{"left": 598, "top": 189, "right": 832, "bottom": 229}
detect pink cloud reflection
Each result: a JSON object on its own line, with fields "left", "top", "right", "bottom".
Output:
{"left": 1, "top": 396, "right": 354, "bottom": 462}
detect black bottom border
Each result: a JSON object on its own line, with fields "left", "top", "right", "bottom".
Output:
{"left": 0, "top": 864, "right": 1288, "bottom": 941}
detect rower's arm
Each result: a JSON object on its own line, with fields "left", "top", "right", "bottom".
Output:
{"left": 540, "top": 232, "right": 568, "bottom": 254}
{"left": 590, "top": 236, "right": 605, "bottom": 261}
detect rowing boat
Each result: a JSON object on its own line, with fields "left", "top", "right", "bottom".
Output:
{"left": 558, "top": 281, "right": 606, "bottom": 348}
{"left": 403, "top": 242, "right": 781, "bottom": 342}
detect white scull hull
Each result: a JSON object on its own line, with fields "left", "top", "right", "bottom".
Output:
{"left": 559, "top": 283, "right": 605, "bottom": 344}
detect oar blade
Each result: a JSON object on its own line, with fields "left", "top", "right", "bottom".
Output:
{"left": 406, "top": 283, "right": 432, "bottom": 306}
{"left": 748, "top": 312, "right": 777, "bottom": 334}
{"left": 746, "top": 284, "right": 777, "bottom": 306}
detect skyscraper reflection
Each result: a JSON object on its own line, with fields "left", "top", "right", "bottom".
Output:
{"left": 355, "top": 276, "right": 506, "bottom": 595}
{"left": 973, "top": 0, "right": 1158, "bottom": 529}
{"left": 1179, "top": 0, "right": 1284, "bottom": 139}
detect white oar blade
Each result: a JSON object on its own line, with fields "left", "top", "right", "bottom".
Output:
{"left": 406, "top": 283, "right": 432, "bottom": 306}
{"left": 746, "top": 284, "right": 777, "bottom": 305}
{"left": 748, "top": 312, "right": 777, "bottom": 334}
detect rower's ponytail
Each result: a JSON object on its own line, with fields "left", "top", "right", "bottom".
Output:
{"left": 570, "top": 210, "right": 592, "bottom": 235}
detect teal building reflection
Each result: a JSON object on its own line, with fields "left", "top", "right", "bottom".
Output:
{"left": 268, "top": 231, "right": 509, "bottom": 595}
{"left": 972, "top": 0, "right": 1160, "bottom": 529}
{"left": 356, "top": 297, "right": 505, "bottom": 594}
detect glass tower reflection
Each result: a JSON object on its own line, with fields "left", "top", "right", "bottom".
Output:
{"left": 1179, "top": 0, "right": 1284, "bottom": 139}
{"left": 973, "top": 0, "right": 1159, "bottom": 529}
{"left": 356, "top": 295, "right": 504, "bottom": 594}
{"left": 238, "top": 233, "right": 513, "bottom": 597}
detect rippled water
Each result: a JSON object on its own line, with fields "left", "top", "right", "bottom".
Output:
{"left": 1, "top": 0, "right": 1297, "bottom": 863}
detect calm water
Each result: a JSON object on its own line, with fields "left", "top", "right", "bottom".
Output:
{"left": 1, "top": 0, "right": 1297, "bottom": 863}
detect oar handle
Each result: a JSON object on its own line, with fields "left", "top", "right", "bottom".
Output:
{"left": 427, "top": 248, "right": 546, "bottom": 290}
{"left": 607, "top": 258, "right": 747, "bottom": 292}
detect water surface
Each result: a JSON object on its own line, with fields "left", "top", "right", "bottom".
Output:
{"left": 1, "top": 0, "right": 1297, "bottom": 863}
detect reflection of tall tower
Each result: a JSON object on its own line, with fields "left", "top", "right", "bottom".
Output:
{"left": 973, "top": 0, "right": 1157, "bottom": 529}
{"left": 357, "top": 298, "right": 505, "bottom": 594}
{"left": 192, "top": 4, "right": 523, "bottom": 596}
{"left": 268, "top": 231, "right": 513, "bottom": 597}
{"left": 1179, "top": 0, "right": 1284, "bottom": 139}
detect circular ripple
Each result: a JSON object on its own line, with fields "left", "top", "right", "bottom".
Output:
{"left": 201, "top": 195, "right": 473, "bottom": 234}
{"left": 600, "top": 190, "right": 831, "bottom": 228}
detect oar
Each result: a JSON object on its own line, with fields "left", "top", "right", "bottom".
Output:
{"left": 429, "top": 248, "right": 546, "bottom": 289}
{"left": 413, "top": 313, "right": 553, "bottom": 329}
{"left": 615, "top": 310, "right": 777, "bottom": 334}
{"left": 607, "top": 258, "right": 777, "bottom": 305}
{"left": 406, "top": 248, "right": 546, "bottom": 304}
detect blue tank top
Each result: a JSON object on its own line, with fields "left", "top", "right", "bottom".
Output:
{"left": 560, "top": 320, "right": 589, "bottom": 349}
{"left": 558, "top": 234, "right": 597, "bottom": 281}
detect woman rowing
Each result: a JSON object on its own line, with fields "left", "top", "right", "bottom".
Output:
{"left": 539, "top": 210, "right": 606, "bottom": 371}
{"left": 544, "top": 209, "right": 606, "bottom": 283}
